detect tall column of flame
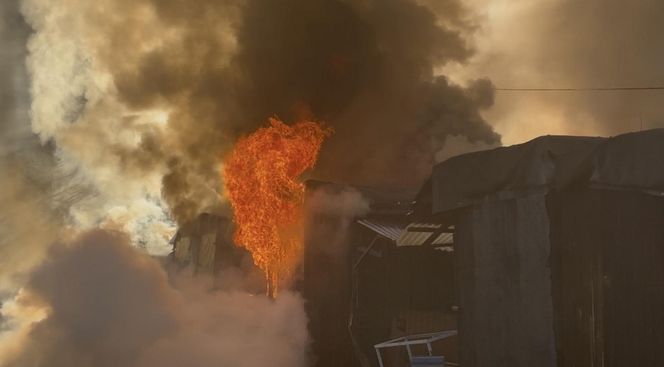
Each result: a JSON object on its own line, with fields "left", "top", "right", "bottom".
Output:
{"left": 223, "top": 118, "right": 332, "bottom": 298}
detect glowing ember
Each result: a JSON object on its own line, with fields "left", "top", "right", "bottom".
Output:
{"left": 223, "top": 118, "right": 332, "bottom": 297}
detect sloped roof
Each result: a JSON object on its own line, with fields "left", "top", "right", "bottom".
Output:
{"left": 421, "top": 129, "right": 664, "bottom": 214}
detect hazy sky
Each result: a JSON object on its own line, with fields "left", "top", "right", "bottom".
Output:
{"left": 446, "top": 0, "right": 664, "bottom": 144}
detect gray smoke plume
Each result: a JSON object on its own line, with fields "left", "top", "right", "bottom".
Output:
{"left": 1, "top": 230, "right": 309, "bottom": 367}
{"left": 0, "top": 0, "right": 30, "bottom": 138}
{"left": 0, "top": 0, "right": 63, "bottom": 291}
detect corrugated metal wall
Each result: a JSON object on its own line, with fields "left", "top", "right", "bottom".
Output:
{"left": 549, "top": 188, "right": 664, "bottom": 367}
{"left": 454, "top": 193, "right": 557, "bottom": 367}
{"left": 452, "top": 188, "right": 664, "bottom": 367}
{"left": 304, "top": 213, "right": 356, "bottom": 367}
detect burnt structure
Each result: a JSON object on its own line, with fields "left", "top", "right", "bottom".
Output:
{"left": 304, "top": 129, "right": 664, "bottom": 367}
{"left": 171, "top": 213, "right": 253, "bottom": 275}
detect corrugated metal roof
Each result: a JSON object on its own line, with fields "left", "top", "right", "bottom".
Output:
{"left": 357, "top": 220, "right": 454, "bottom": 247}
{"left": 433, "top": 233, "right": 454, "bottom": 245}
{"left": 357, "top": 219, "right": 402, "bottom": 241}
{"left": 397, "top": 223, "right": 454, "bottom": 246}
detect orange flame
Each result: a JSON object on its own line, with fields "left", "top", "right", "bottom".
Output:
{"left": 223, "top": 118, "right": 332, "bottom": 297}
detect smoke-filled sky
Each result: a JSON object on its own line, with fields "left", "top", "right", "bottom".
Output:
{"left": 2, "top": 0, "right": 503, "bottom": 255}
{"left": 1, "top": 0, "right": 664, "bottom": 365}
{"left": 0, "top": 0, "right": 661, "bottom": 243}
{"left": 445, "top": 0, "right": 664, "bottom": 144}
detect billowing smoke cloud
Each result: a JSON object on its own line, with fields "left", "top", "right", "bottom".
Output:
{"left": 448, "top": 0, "right": 664, "bottom": 144}
{"left": 18, "top": 0, "right": 188, "bottom": 252}
{"left": 227, "top": 0, "right": 499, "bottom": 187}
{"left": 2, "top": 0, "right": 497, "bottom": 363}
{"left": 1, "top": 230, "right": 309, "bottom": 367}
{"left": 0, "top": 0, "right": 63, "bottom": 291}
{"left": 16, "top": 0, "right": 499, "bottom": 235}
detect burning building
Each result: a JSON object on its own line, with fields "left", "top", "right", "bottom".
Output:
{"left": 7, "top": 0, "right": 664, "bottom": 366}
{"left": 168, "top": 128, "right": 663, "bottom": 367}
{"left": 302, "top": 129, "right": 664, "bottom": 367}
{"left": 171, "top": 213, "right": 241, "bottom": 274}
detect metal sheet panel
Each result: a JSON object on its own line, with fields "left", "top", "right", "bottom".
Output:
{"left": 357, "top": 219, "right": 402, "bottom": 241}
{"left": 398, "top": 223, "right": 454, "bottom": 247}
{"left": 357, "top": 220, "right": 454, "bottom": 247}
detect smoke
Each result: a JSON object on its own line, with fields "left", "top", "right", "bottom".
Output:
{"left": 2, "top": 0, "right": 497, "bottom": 363}
{"left": 306, "top": 186, "right": 370, "bottom": 219}
{"left": 19, "top": 0, "right": 183, "bottom": 253}
{"left": 9, "top": 0, "right": 663, "bottom": 365}
{"left": 14, "top": 0, "right": 499, "bottom": 239}
{"left": 304, "top": 185, "right": 370, "bottom": 257}
{"left": 230, "top": 0, "right": 500, "bottom": 187}
{"left": 1, "top": 230, "right": 309, "bottom": 367}
{"left": 0, "top": 0, "right": 30, "bottom": 141}
{"left": 435, "top": 134, "right": 498, "bottom": 163}
{"left": 447, "top": 0, "right": 664, "bottom": 144}
{"left": 0, "top": 0, "right": 64, "bottom": 292}
{"left": 18, "top": 0, "right": 663, "bottom": 240}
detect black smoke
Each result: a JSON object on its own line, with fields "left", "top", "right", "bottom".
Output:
{"left": 101, "top": 0, "right": 499, "bottom": 221}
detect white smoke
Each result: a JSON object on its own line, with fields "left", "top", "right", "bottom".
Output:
{"left": 305, "top": 186, "right": 370, "bottom": 218}
{"left": 304, "top": 185, "right": 370, "bottom": 257}
{"left": 0, "top": 230, "right": 310, "bottom": 367}
{"left": 20, "top": 0, "right": 181, "bottom": 254}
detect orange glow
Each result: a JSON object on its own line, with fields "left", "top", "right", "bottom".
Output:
{"left": 223, "top": 118, "right": 332, "bottom": 297}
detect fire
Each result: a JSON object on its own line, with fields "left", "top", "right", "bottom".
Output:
{"left": 223, "top": 118, "right": 332, "bottom": 297}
